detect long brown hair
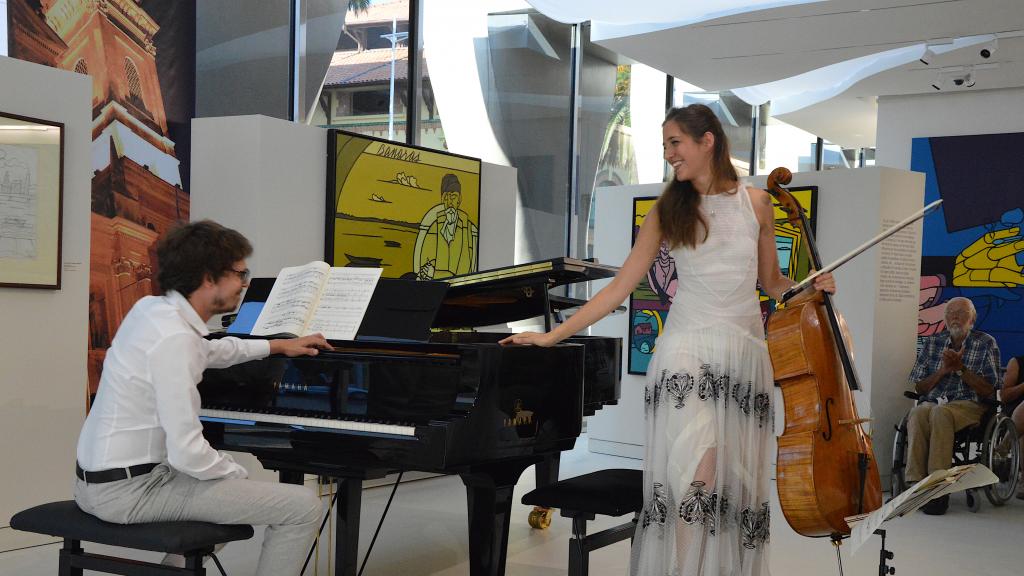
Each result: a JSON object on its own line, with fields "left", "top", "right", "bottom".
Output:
{"left": 656, "top": 104, "right": 739, "bottom": 249}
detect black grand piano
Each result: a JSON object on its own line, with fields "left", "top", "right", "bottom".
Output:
{"left": 198, "top": 257, "right": 622, "bottom": 576}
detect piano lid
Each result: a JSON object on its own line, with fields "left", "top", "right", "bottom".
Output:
{"left": 433, "top": 257, "right": 618, "bottom": 328}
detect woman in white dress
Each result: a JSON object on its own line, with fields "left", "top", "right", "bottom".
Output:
{"left": 501, "top": 104, "right": 835, "bottom": 575}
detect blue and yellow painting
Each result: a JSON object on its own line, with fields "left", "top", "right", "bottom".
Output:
{"left": 627, "top": 188, "right": 817, "bottom": 374}
{"left": 911, "top": 133, "right": 1024, "bottom": 356}
{"left": 328, "top": 130, "right": 481, "bottom": 279}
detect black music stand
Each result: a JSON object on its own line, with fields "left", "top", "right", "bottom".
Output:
{"left": 355, "top": 278, "right": 448, "bottom": 342}
{"left": 226, "top": 277, "right": 448, "bottom": 343}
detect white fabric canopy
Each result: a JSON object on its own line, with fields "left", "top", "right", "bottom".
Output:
{"left": 523, "top": 0, "right": 818, "bottom": 26}
{"left": 732, "top": 35, "right": 993, "bottom": 115}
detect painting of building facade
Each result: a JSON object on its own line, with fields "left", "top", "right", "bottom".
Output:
{"left": 327, "top": 130, "right": 481, "bottom": 279}
{"left": 628, "top": 187, "right": 816, "bottom": 374}
{"left": 912, "top": 133, "right": 1024, "bottom": 355}
{"left": 9, "top": 0, "right": 195, "bottom": 396}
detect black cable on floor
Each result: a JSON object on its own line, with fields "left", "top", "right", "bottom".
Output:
{"left": 358, "top": 471, "right": 404, "bottom": 576}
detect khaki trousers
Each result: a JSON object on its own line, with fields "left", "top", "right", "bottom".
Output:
{"left": 905, "top": 400, "right": 987, "bottom": 482}
{"left": 74, "top": 464, "right": 321, "bottom": 576}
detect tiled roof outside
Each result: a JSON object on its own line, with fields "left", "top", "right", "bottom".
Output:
{"left": 324, "top": 47, "right": 409, "bottom": 87}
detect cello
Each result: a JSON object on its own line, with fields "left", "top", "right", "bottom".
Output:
{"left": 765, "top": 167, "right": 882, "bottom": 539}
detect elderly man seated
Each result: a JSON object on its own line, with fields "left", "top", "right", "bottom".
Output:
{"left": 905, "top": 297, "right": 1001, "bottom": 515}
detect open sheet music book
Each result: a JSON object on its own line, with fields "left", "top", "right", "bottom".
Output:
{"left": 250, "top": 261, "right": 382, "bottom": 341}
{"left": 845, "top": 463, "right": 998, "bottom": 553}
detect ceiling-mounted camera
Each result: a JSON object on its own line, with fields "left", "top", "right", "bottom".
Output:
{"left": 953, "top": 77, "right": 965, "bottom": 86}
{"left": 980, "top": 38, "right": 997, "bottom": 59}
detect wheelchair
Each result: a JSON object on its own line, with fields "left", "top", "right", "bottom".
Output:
{"left": 890, "top": 391, "right": 1020, "bottom": 511}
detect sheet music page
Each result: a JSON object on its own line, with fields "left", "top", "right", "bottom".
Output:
{"left": 847, "top": 464, "right": 998, "bottom": 554}
{"left": 251, "top": 261, "right": 330, "bottom": 337}
{"left": 306, "top": 267, "right": 383, "bottom": 340}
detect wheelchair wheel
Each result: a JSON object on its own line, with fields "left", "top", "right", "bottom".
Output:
{"left": 982, "top": 415, "right": 1020, "bottom": 506}
{"left": 890, "top": 413, "right": 909, "bottom": 499}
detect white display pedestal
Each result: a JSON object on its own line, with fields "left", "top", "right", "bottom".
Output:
{"left": 190, "top": 115, "right": 518, "bottom": 277}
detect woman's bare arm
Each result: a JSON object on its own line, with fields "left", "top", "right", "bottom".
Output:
{"left": 500, "top": 207, "right": 665, "bottom": 346}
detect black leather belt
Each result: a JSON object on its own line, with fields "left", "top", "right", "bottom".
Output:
{"left": 76, "top": 462, "right": 158, "bottom": 484}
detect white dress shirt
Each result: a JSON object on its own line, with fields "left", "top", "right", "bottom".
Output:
{"left": 77, "top": 290, "right": 270, "bottom": 480}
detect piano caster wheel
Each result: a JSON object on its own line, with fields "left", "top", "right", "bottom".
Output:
{"left": 528, "top": 506, "right": 553, "bottom": 529}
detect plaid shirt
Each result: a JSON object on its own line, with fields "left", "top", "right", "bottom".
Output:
{"left": 909, "top": 330, "right": 1001, "bottom": 403}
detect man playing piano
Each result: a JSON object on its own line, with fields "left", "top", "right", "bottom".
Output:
{"left": 74, "top": 220, "right": 331, "bottom": 575}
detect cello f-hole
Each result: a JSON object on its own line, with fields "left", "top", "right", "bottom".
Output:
{"left": 822, "top": 398, "right": 834, "bottom": 441}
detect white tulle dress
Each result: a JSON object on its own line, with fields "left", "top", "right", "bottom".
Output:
{"left": 630, "top": 184, "right": 774, "bottom": 576}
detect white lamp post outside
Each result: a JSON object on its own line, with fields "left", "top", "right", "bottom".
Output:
{"left": 381, "top": 17, "right": 409, "bottom": 141}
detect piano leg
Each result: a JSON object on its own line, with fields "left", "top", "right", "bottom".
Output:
{"left": 334, "top": 477, "right": 363, "bottom": 576}
{"left": 535, "top": 452, "right": 560, "bottom": 486}
{"left": 460, "top": 460, "right": 534, "bottom": 576}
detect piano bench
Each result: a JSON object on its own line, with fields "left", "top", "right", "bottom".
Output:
{"left": 10, "top": 500, "right": 253, "bottom": 576}
{"left": 521, "top": 468, "right": 642, "bottom": 576}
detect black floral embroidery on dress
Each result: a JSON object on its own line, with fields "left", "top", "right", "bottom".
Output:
{"left": 698, "top": 364, "right": 716, "bottom": 400}
{"left": 680, "top": 481, "right": 732, "bottom": 535}
{"left": 734, "top": 381, "right": 752, "bottom": 416}
{"left": 717, "top": 490, "right": 731, "bottom": 532}
{"left": 679, "top": 481, "right": 714, "bottom": 526}
{"left": 753, "top": 392, "right": 771, "bottom": 428}
{"left": 642, "top": 482, "right": 669, "bottom": 528}
{"left": 740, "top": 502, "right": 770, "bottom": 549}
{"left": 664, "top": 371, "right": 694, "bottom": 408}
{"left": 714, "top": 373, "right": 730, "bottom": 401}
{"left": 648, "top": 367, "right": 769, "bottom": 422}
{"left": 645, "top": 372, "right": 665, "bottom": 410}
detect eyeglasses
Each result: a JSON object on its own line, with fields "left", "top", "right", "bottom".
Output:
{"left": 226, "top": 267, "right": 251, "bottom": 283}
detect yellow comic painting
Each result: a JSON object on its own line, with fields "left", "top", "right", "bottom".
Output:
{"left": 329, "top": 132, "right": 482, "bottom": 279}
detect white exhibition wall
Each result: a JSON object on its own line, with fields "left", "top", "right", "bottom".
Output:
{"left": 877, "top": 86, "right": 1024, "bottom": 170}
{"left": 0, "top": 56, "right": 91, "bottom": 551}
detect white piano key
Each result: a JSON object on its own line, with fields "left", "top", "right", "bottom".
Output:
{"left": 199, "top": 408, "right": 415, "bottom": 437}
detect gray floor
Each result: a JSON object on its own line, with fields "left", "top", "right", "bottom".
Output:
{"left": 2, "top": 436, "right": 1022, "bottom": 575}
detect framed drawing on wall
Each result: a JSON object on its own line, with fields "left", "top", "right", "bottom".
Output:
{"left": 0, "top": 111, "right": 64, "bottom": 289}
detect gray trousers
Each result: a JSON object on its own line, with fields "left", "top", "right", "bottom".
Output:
{"left": 905, "top": 400, "right": 987, "bottom": 483}
{"left": 74, "top": 464, "right": 321, "bottom": 576}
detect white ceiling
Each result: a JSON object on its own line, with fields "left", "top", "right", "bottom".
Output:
{"left": 593, "top": 0, "right": 1024, "bottom": 149}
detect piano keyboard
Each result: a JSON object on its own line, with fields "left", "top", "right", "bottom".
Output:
{"left": 199, "top": 408, "right": 416, "bottom": 437}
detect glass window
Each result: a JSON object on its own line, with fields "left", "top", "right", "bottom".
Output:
{"left": 352, "top": 88, "right": 396, "bottom": 115}
{"left": 672, "top": 84, "right": 754, "bottom": 177}
{"left": 759, "top": 113, "right": 818, "bottom": 174}
{"left": 196, "top": 2, "right": 293, "bottom": 119}
{"left": 821, "top": 140, "right": 852, "bottom": 170}
{"left": 861, "top": 147, "right": 876, "bottom": 167}
{"left": 577, "top": 62, "right": 667, "bottom": 267}
{"left": 418, "top": 1, "right": 573, "bottom": 264}
{"left": 311, "top": 0, "right": 410, "bottom": 142}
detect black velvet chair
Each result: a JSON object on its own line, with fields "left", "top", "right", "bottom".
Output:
{"left": 521, "top": 468, "right": 643, "bottom": 576}
{"left": 10, "top": 501, "right": 253, "bottom": 575}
